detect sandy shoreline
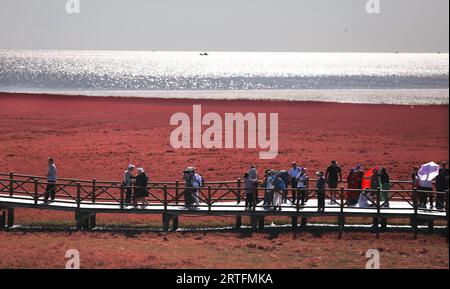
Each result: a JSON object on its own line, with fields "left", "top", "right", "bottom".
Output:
{"left": 1, "top": 89, "right": 449, "bottom": 105}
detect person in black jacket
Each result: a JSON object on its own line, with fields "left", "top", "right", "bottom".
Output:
{"left": 435, "top": 162, "right": 449, "bottom": 210}
{"left": 326, "top": 160, "right": 342, "bottom": 204}
{"left": 133, "top": 167, "right": 149, "bottom": 208}
{"left": 316, "top": 171, "right": 326, "bottom": 212}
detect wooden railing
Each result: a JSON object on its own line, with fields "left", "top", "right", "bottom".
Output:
{"left": 0, "top": 172, "right": 448, "bottom": 240}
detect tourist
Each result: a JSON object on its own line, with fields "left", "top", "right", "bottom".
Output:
{"left": 183, "top": 167, "right": 195, "bottom": 208}
{"left": 272, "top": 173, "right": 285, "bottom": 211}
{"left": 325, "top": 160, "right": 342, "bottom": 204}
{"left": 411, "top": 167, "right": 419, "bottom": 189}
{"left": 417, "top": 172, "right": 433, "bottom": 209}
{"left": 380, "top": 168, "right": 390, "bottom": 208}
{"left": 192, "top": 168, "right": 204, "bottom": 207}
{"left": 278, "top": 170, "right": 290, "bottom": 203}
{"left": 133, "top": 167, "right": 149, "bottom": 208}
{"left": 43, "top": 157, "right": 58, "bottom": 204}
{"left": 244, "top": 173, "right": 258, "bottom": 210}
{"left": 262, "top": 170, "right": 275, "bottom": 207}
{"left": 247, "top": 165, "right": 259, "bottom": 203}
{"left": 123, "top": 164, "right": 135, "bottom": 205}
{"left": 370, "top": 167, "right": 382, "bottom": 191}
{"left": 316, "top": 171, "right": 326, "bottom": 212}
{"left": 369, "top": 167, "right": 382, "bottom": 207}
{"left": 435, "top": 162, "right": 449, "bottom": 210}
{"left": 247, "top": 165, "right": 258, "bottom": 181}
{"left": 288, "top": 162, "right": 301, "bottom": 202}
{"left": 296, "top": 167, "right": 309, "bottom": 206}
{"left": 346, "top": 164, "right": 363, "bottom": 206}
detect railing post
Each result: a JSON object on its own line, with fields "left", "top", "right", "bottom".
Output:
{"left": 412, "top": 189, "right": 418, "bottom": 240}
{"left": 120, "top": 185, "right": 125, "bottom": 210}
{"left": 76, "top": 183, "right": 81, "bottom": 211}
{"left": 91, "top": 178, "right": 96, "bottom": 203}
{"left": 375, "top": 187, "right": 381, "bottom": 238}
{"left": 175, "top": 180, "right": 179, "bottom": 205}
{"left": 237, "top": 178, "right": 241, "bottom": 204}
{"left": 208, "top": 186, "right": 212, "bottom": 212}
{"left": 339, "top": 186, "right": 345, "bottom": 239}
{"left": 295, "top": 189, "right": 300, "bottom": 213}
{"left": 163, "top": 184, "right": 168, "bottom": 211}
{"left": 253, "top": 187, "right": 258, "bottom": 212}
{"left": 9, "top": 172, "right": 14, "bottom": 197}
{"left": 445, "top": 190, "right": 449, "bottom": 243}
{"left": 34, "top": 179, "right": 39, "bottom": 205}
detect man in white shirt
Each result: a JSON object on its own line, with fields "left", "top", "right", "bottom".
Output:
{"left": 296, "top": 167, "right": 308, "bottom": 206}
{"left": 288, "top": 162, "right": 301, "bottom": 202}
{"left": 123, "top": 164, "right": 135, "bottom": 205}
{"left": 192, "top": 168, "right": 204, "bottom": 207}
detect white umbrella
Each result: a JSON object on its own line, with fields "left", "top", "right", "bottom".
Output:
{"left": 418, "top": 161, "right": 440, "bottom": 182}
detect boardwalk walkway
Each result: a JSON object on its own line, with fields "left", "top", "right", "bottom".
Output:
{"left": 0, "top": 173, "right": 448, "bottom": 240}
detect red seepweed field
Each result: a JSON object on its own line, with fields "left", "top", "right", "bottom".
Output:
{"left": 0, "top": 93, "right": 448, "bottom": 268}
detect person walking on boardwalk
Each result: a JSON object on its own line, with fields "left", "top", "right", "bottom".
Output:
{"left": 325, "top": 160, "right": 342, "bottom": 204}
{"left": 296, "top": 167, "right": 309, "bottom": 206}
{"left": 316, "top": 171, "right": 326, "bottom": 212}
{"left": 133, "top": 167, "right": 149, "bottom": 208}
{"left": 123, "top": 164, "right": 135, "bottom": 205}
{"left": 380, "top": 168, "right": 391, "bottom": 208}
{"left": 183, "top": 167, "right": 195, "bottom": 208}
{"left": 288, "top": 162, "right": 301, "bottom": 202}
{"left": 192, "top": 168, "right": 204, "bottom": 207}
{"left": 43, "top": 157, "right": 58, "bottom": 204}
{"left": 244, "top": 173, "right": 258, "bottom": 210}
{"left": 435, "top": 162, "right": 449, "bottom": 210}
{"left": 272, "top": 173, "right": 286, "bottom": 211}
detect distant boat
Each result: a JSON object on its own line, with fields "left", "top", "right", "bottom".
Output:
{"left": 199, "top": 52, "right": 209, "bottom": 56}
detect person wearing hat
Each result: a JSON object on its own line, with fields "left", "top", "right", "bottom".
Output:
{"left": 316, "top": 171, "right": 326, "bottom": 212}
{"left": 192, "top": 168, "right": 204, "bottom": 207}
{"left": 123, "top": 164, "right": 135, "bottom": 205}
{"left": 133, "top": 167, "right": 149, "bottom": 208}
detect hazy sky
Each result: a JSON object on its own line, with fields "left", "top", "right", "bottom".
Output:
{"left": 0, "top": 0, "right": 448, "bottom": 52}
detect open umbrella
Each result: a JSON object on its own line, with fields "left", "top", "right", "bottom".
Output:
{"left": 418, "top": 161, "right": 440, "bottom": 182}
{"left": 361, "top": 167, "right": 380, "bottom": 190}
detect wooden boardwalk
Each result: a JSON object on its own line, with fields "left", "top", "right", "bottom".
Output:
{"left": 0, "top": 172, "right": 448, "bottom": 240}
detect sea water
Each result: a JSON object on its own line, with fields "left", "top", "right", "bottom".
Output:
{"left": 0, "top": 50, "right": 448, "bottom": 104}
